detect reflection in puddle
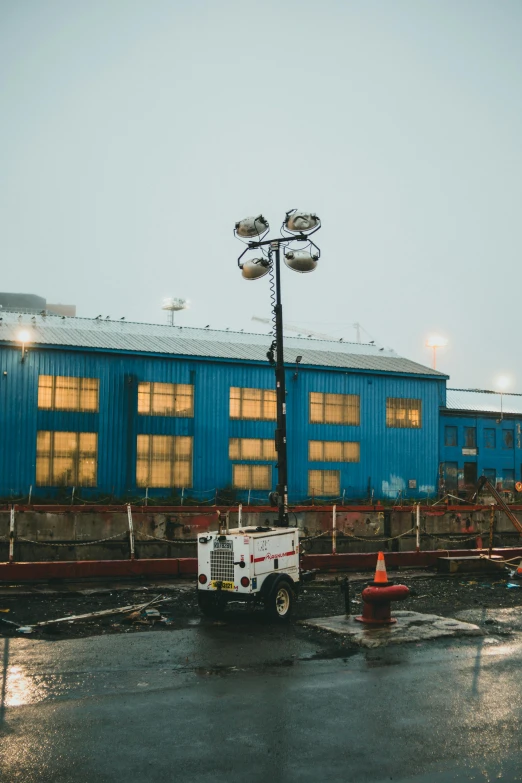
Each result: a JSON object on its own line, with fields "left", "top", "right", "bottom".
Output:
{"left": 1, "top": 639, "right": 51, "bottom": 709}
{"left": 4, "top": 665, "right": 45, "bottom": 707}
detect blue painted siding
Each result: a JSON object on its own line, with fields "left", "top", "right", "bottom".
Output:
{"left": 0, "top": 344, "right": 444, "bottom": 501}
{"left": 440, "top": 412, "right": 522, "bottom": 490}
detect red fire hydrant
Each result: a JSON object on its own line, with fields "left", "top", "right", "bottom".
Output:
{"left": 355, "top": 551, "right": 409, "bottom": 625}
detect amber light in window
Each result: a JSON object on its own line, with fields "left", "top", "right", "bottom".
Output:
{"left": 232, "top": 464, "right": 271, "bottom": 489}
{"left": 38, "top": 376, "right": 99, "bottom": 412}
{"left": 136, "top": 434, "right": 193, "bottom": 488}
{"left": 308, "top": 440, "right": 360, "bottom": 463}
{"left": 36, "top": 431, "right": 98, "bottom": 486}
{"left": 229, "top": 438, "right": 276, "bottom": 460}
{"left": 386, "top": 398, "right": 422, "bottom": 429}
{"left": 308, "top": 470, "right": 340, "bottom": 497}
{"left": 138, "top": 382, "right": 194, "bottom": 417}
{"left": 309, "top": 392, "right": 360, "bottom": 425}
{"left": 230, "top": 387, "right": 276, "bottom": 420}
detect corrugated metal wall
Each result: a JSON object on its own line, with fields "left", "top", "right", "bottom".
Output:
{"left": 440, "top": 412, "right": 522, "bottom": 490}
{"left": 0, "top": 344, "right": 444, "bottom": 501}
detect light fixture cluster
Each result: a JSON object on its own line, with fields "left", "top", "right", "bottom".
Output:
{"left": 235, "top": 210, "right": 321, "bottom": 281}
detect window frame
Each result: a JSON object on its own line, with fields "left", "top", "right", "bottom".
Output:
{"left": 444, "top": 426, "right": 458, "bottom": 448}
{"left": 502, "top": 429, "right": 514, "bottom": 450}
{"left": 308, "top": 440, "right": 360, "bottom": 463}
{"left": 484, "top": 428, "right": 496, "bottom": 449}
{"left": 136, "top": 434, "right": 193, "bottom": 488}
{"left": 386, "top": 398, "right": 422, "bottom": 429}
{"left": 463, "top": 427, "right": 477, "bottom": 449}
{"left": 232, "top": 463, "right": 272, "bottom": 490}
{"left": 309, "top": 392, "right": 360, "bottom": 425}
{"left": 137, "top": 382, "right": 194, "bottom": 418}
{"left": 443, "top": 461, "right": 458, "bottom": 492}
{"left": 308, "top": 469, "right": 341, "bottom": 497}
{"left": 229, "top": 387, "right": 277, "bottom": 421}
{"left": 37, "top": 375, "right": 99, "bottom": 412}
{"left": 36, "top": 430, "right": 98, "bottom": 487}
{"left": 229, "top": 438, "right": 276, "bottom": 461}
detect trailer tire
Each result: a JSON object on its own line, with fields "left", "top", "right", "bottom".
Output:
{"left": 197, "top": 591, "right": 227, "bottom": 619}
{"left": 265, "top": 579, "right": 294, "bottom": 622}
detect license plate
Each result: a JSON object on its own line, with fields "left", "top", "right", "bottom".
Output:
{"left": 211, "top": 580, "right": 234, "bottom": 590}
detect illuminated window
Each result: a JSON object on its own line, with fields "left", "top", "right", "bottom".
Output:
{"left": 229, "top": 438, "right": 276, "bottom": 460}
{"left": 230, "top": 387, "right": 276, "bottom": 420}
{"left": 232, "top": 464, "right": 271, "bottom": 490}
{"left": 309, "top": 392, "right": 360, "bottom": 425}
{"left": 308, "top": 440, "right": 360, "bottom": 462}
{"left": 308, "top": 470, "right": 340, "bottom": 497}
{"left": 136, "top": 435, "right": 193, "bottom": 488}
{"left": 37, "top": 376, "right": 99, "bottom": 412}
{"left": 386, "top": 398, "right": 422, "bottom": 428}
{"left": 138, "top": 382, "right": 194, "bottom": 417}
{"left": 36, "top": 431, "right": 98, "bottom": 486}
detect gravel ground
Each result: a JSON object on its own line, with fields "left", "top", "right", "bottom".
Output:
{"left": 1, "top": 570, "right": 522, "bottom": 640}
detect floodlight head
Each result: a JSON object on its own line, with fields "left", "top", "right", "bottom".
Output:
{"left": 497, "top": 375, "right": 510, "bottom": 391}
{"left": 284, "top": 211, "right": 320, "bottom": 234}
{"left": 162, "top": 297, "right": 189, "bottom": 312}
{"left": 241, "top": 258, "right": 270, "bottom": 281}
{"left": 18, "top": 330, "right": 30, "bottom": 343}
{"left": 284, "top": 249, "right": 318, "bottom": 273}
{"left": 235, "top": 215, "right": 270, "bottom": 239}
{"left": 296, "top": 355, "right": 303, "bottom": 364}
{"left": 426, "top": 335, "right": 448, "bottom": 348}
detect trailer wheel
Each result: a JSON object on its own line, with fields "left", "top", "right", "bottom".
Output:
{"left": 197, "top": 591, "right": 227, "bottom": 619}
{"left": 266, "top": 580, "right": 294, "bottom": 622}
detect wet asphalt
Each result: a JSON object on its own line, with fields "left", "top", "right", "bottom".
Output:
{"left": 2, "top": 609, "right": 522, "bottom": 783}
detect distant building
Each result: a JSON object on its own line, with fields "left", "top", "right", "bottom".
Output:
{"left": 0, "top": 292, "right": 76, "bottom": 317}
{"left": 0, "top": 292, "right": 46, "bottom": 312}
{"left": 440, "top": 389, "right": 522, "bottom": 494}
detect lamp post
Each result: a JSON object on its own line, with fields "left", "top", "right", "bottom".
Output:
{"left": 496, "top": 375, "right": 510, "bottom": 422}
{"left": 425, "top": 335, "right": 447, "bottom": 371}
{"left": 235, "top": 211, "right": 321, "bottom": 527}
{"left": 18, "top": 330, "right": 30, "bottom": 363}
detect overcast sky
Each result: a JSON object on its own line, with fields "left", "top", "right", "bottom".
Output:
{"left": 1, "top": 0, "right": 521, "bottom": 390}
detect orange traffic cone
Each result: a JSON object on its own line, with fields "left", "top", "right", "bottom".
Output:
{"left": 516, "top": 559, "right": 522, "bottom": 578}
{"left": 373, "top": 551, "right": 389, "bottom": 584}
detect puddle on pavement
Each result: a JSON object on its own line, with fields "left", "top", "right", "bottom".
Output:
{"left": 0, "top": 664, "right": 56, "bottom": 707}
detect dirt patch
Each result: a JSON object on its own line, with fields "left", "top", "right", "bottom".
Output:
{"left": 0, "top": 572, "right": 521, "bottom": 639}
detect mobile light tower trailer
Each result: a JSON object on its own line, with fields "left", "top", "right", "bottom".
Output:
{"left": 197, "top": 523, "right": 301, "bottom": 621}
{"left": 197, "top": 211, "right": 321, "bottom": 621}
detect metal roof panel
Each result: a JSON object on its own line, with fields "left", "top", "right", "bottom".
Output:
{"left": 445, "top": 388, "right": 522, "bottom": 415}
{"left": 0, "top": 312, "right": 444, "bottom": 377}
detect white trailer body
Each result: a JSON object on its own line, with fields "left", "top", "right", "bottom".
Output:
{"left": 197, "top": 526, "right": 300, "bottom": 620}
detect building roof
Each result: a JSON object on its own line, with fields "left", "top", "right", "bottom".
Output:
{"left": 0, "top": 311, "right": 445, "bottom": 378}
{"left": 445, "top": 388, "right": 522, "bottom": 415}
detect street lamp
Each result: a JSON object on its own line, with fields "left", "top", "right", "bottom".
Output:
{"left": 496, "top": 375, "right": 510, "bottom": 421}
{"left": 425, "top": 335, "right": 447, "bottom": 370}
{"left": 18, "top": 330, "right": 30, "bottom": 363}
{"left": 235, "top": 210, "right": 321, "bottom": 527}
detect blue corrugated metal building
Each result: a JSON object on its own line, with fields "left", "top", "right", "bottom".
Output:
{"left": 0, "top": 312, "right": 447, "bottom": 502}
{"left": 440, "top": 389, "right": 522, "bottom": 494}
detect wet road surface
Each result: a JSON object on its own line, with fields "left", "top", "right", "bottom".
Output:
{"left": 2, "top": 614, "right": 522, "bottom": 782}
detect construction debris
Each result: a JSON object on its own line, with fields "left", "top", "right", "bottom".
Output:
{"left": 8, "top": 594, "right": 168, "bottom": 634}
